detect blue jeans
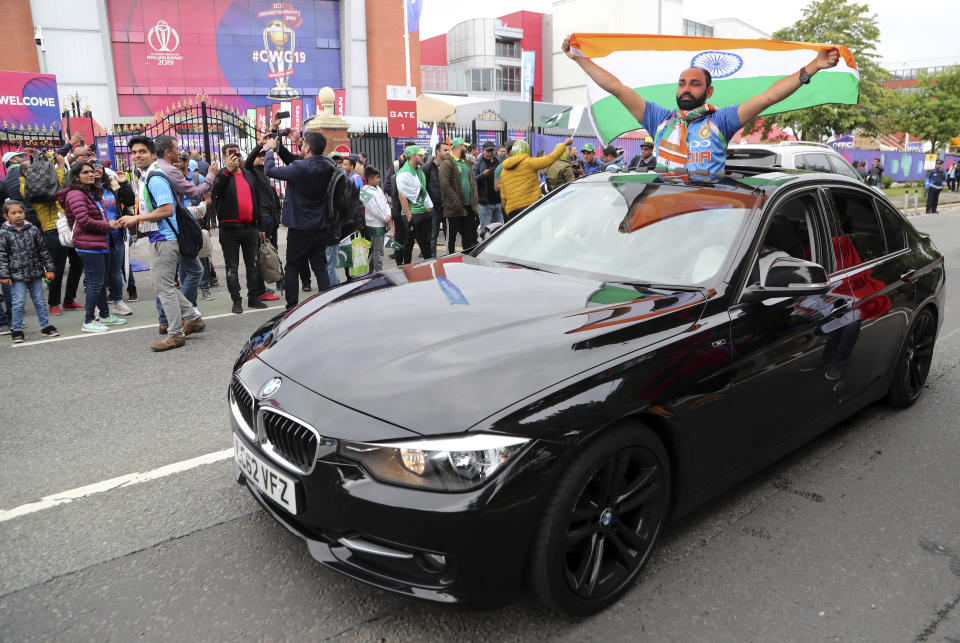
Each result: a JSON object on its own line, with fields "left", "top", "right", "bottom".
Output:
{"left": 107, "top": 235, "right": 126, "bottom": 303}
{"left": 431, "top": 207, "right": 444, "bottom": 257}
{"left": 10, "top": 279, "right": 50, "bottom": 331}
{"left": 325, "top": 245, "right": 340, "bottom": 287}
{"left": 478, "top": 203, "right": 504, "bottom": 229}
{"left": 0, "top": 281, "right": 11, "bottom": 325}
{"left": 78, "top": 251, "right": 110, "bottom": 323}
{"left": 157, "top": 255, "right": 202, "bottom": 325}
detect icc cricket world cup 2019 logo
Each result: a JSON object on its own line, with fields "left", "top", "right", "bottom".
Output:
{"left": 254, "top": 2, "right": 304, "bottom": 100}
{"left": 146, "top": 19, "right": 183, "bottom": 66}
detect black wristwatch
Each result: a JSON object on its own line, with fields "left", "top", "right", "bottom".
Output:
{"left": 798, "top": 68, "right": 812, "bottom": 85}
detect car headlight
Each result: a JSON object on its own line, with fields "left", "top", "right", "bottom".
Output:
{"left": 341, "top": 434, "right": 530, "bottom": 491}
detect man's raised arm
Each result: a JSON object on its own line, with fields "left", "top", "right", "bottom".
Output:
{"left": 562, "top": 36, "right": 646, "bottom": 124}
{"left": 737, "top": 47, "right": 840, "bottom": 124}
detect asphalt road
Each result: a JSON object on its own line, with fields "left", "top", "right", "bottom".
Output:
{"left": 2, "top": 210, "right": 959, "bottom": 642}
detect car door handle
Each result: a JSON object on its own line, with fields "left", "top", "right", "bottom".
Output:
{"left": 900, "top": 270, "right": 916, "bottom": 282}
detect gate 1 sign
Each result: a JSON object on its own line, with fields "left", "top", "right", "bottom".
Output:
{"left": 386, "top": 85, "right": 417, "bottom": 139}
{"left": 0, "top": 71, "right": 61, "bottom": 130}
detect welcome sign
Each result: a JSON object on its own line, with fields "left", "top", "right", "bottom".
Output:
{"left": 0, "top": 71, "right": 61, "bottom": 130}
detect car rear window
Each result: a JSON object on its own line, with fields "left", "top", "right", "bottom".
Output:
{"left": 725, "top": 149, "right": 779, "bottom": 167}
{"left": 828, "top": 189, "right": 886, "bottom": 267}
{"left": 875, "top": 199, "right": 908, "bottom": 252}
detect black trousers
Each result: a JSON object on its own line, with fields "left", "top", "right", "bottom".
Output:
{"left": 219, "top": 224, "right": 263, "bottom": 302}
{"left": 445, "top": 212, "right": 479, "bottom": 255}
{"left": 400, "top": 212, "right": 433, "bottom": 264}
{"left": 285, "top": 227, "right": 335, "bottom": 309}
{"left": 42, "top": 230, "right": 82, "bottom": 307}
{"left": 926, "top": 188, "right": 942, "bottom": 213}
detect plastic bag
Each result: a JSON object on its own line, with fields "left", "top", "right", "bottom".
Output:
{"left": 349, "top": 235, "right": 371, "bottom": 277}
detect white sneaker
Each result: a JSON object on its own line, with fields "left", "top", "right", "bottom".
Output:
{"left": 201, "top": 288, "right": 215, "bottom": 300}
{"left": 82, "top": 320, "right": 110, "bottom": 333}
{"left": 113, "top": 300, "right": 134, "bottom": 315}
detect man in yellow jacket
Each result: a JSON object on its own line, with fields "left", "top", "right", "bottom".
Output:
{"left": 500, "top": 137, "right": 573, "bottom": 220}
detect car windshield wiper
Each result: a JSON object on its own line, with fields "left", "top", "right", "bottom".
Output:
{"left": 499, "top": 260, "right": 554, "bottom": 273}
{"left": 612, "top": 281, "right": 704, "bottom": 292}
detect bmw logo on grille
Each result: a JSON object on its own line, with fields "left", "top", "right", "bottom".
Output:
{"left": 690, "top": 51, "right": 744, "bottom": 79}
{"left": 259, "top": 377, "right": 282, "bottom": 399}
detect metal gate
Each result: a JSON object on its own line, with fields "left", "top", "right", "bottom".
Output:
{"left": 0, "top": 124, "right": 64, "bottom": 177}
{"left": 110, "top": 97, "right": 259, "bottom": 173}
{"left": 348, "top": 120, "right": 476, "bottom": 175}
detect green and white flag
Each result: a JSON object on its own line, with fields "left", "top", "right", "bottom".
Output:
{"left": 539, "top": 107, "right": 572, "bottom": 129}
{"left": 568, "top": 33, "right": 860, "bottom": 144}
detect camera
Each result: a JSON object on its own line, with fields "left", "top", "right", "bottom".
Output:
{"left": 275, "top": 110, "right": 290, "bottom": 120}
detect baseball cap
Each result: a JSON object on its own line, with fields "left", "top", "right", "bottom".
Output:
{"left": 404, "top": 145, "right": 425, "bottom": 158}
{"left": 482, "top": 140, "right": 496, "bottom": 150}
{"left": 2, "top": 151, "right": 25, "bottom": 166}
{"left": 328, "top": 151, "right": 343, "bottom": 159}
{"left": 936, "top": 158, "right": 943, "bottom": 163}
{"left": 450, "top": 137, "right": 469, "bottom": 148}
{"left": 581, "top": 143, "right": 595, "bottom": 153}
{"left": 188, "top": 159, "right": 199, "bottom": 170}
{"left": 510, "top": 140, "right": 530, "bottom": 157}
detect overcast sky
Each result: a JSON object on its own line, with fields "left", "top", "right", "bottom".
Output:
{"left": 417, "top": 0, "right": 959, "bottom": 69}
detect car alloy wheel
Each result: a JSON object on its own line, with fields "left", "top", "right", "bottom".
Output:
{"left": 887, "top": 308, "right": 936, "bottom": 408}
{"left": 529, "top": 425, "right": 670, "bottom": 616}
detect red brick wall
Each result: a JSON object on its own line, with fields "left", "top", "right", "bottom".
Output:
{"left": 1, "top": 0, "right": 40, "bottom": 73}
{"left": 365, "top": 0, "right": 421, "bottom": 117}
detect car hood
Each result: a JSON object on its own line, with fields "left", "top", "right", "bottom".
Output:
{"left": 251, "top": 256, "right": 707, "bottom": 434}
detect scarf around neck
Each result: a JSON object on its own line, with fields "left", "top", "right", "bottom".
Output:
{"left": 655, "top": 104, "right": 717, "bottom": 169}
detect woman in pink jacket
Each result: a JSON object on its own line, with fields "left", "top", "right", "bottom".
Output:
{"left": 57, "top": 162, "right": 126, "bottom": 333}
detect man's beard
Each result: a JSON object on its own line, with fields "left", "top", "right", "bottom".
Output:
{"left": 676, "top": 91, "right": 706, "bottom": 111}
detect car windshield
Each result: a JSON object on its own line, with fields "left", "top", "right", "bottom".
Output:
{"left": 477, "top": 178, "right": 760, "bottom": 285}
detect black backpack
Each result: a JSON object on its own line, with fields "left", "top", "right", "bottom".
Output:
{"left": 23, "top": 150, "right": 60, "bottom": 203}
{"left": 144, "top": 171, "right": 204, "bottom": 258}
{"left": 325, "top": 159, "right": 362, "bottom": 236}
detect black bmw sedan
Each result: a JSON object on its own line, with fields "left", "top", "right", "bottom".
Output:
{"left": 229, "top": 169, "right": 944, "bottom": 616}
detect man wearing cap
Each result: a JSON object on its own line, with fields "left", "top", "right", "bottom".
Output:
{"left": 602, "top": 145, "right": 626, "bottom": 172}
{"left": 396, "top": 145, "right": 434, "bottom": 264}
{"left": 629, "top": 140, "right": 657, "bottom": 170}
{"left": 925, "top": 159, "right": 946, "bottom": 214}
{"left": 580, "top": 144, "right": 605, "bottom": 175}
{"left": 473, "top": 140, "right": 503, "bottom": 229}
{"left": 439, "top": 138, "right": 479, "bottom": 255}
{"left": 563, "top": 35, "right": 840, "bottom": 174}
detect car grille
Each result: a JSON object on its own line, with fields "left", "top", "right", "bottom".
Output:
{"left": 260, "top": 409, "right": 318, "bottom": 472}
{"left": 231, "top": 378, "right": 256, "bottom": 430}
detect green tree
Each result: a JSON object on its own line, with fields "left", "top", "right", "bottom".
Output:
{"left": 894, "top": 66, "right": 960, "bottom": 151}
{"left": 742, "top": 0, "right": 895, "bottom": 141}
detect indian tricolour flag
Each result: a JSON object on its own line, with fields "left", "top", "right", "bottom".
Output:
{"left": 569, "top": 34, "right": 860, "bottom": 144}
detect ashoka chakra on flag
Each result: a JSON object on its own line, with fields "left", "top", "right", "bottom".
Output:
{"left": 690, "top": 51, "right": 744, "bottom": 79}
{"left": 568, "top": 33, "right": 860, "bottom": 144}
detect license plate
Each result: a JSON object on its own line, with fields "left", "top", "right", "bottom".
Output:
{"left": 234, "top": 434, "right": 298, "bottom": 514}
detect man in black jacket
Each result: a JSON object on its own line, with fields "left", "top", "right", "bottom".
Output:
{"left": 245, "top": 135, "right": 282, "bottom": 276}
{"left": 212, "top": 142, "right": 266, "bottom": 314}
{"left": 263, "top": 129, "right": 336, "bottom": 309}
{"left": 421, "top": 141, "right": 450, "bottom": 257}
{"left": 473, "top": 141, "right": 502, "bottom": 228}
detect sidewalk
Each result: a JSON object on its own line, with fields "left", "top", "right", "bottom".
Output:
{"left": 4, "top": 226, "right": 451, "bottom": 346}
{"left": 896, "top": 187, "right": 960, "bottom": 216}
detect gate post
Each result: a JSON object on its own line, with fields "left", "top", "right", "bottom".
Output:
{"left": 201, "top": 101, "right": 211, "bottom": 164}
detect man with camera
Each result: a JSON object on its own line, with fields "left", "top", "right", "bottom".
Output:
{"left": 213, "top": 142, "right": 267, "bottom": 314}
{"left": 263, "top": 128, "right": 336, "bottom": 309}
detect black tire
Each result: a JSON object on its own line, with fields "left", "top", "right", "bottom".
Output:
{"left": 887, "top": 307, "right": 937, "bottom": 408}
{"left": 528, "top": 424, "right": 671, "bottom": 617}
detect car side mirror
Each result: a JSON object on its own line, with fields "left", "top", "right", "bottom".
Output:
{"left": 742, "top": 257, "right": 830, "bottom": 302}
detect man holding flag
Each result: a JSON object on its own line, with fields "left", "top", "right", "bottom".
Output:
{"left": 561, "top": 34, "right": 843, "bottom": 174}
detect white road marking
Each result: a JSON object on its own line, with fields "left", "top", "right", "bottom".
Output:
{"left": 0, "top": 448, "right": 234, "bottom": 523}
{"left": 9, "top": 307, "right": 280, "bottom": 348}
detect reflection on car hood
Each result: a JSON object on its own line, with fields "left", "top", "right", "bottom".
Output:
{"left": 251, "top": 256, "right": 707, "bottom": 435}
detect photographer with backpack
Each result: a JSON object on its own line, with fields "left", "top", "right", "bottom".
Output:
{"left": 263, "top": 129, "right": 337, "bottom": 310}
